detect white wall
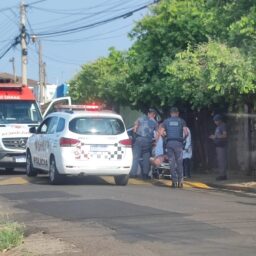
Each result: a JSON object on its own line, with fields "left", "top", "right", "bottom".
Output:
{"left": 45, "top": 84, "right": 57, "bottom": 102}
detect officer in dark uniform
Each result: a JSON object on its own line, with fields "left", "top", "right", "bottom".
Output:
{"left": 163, "top": 107, "right": 186, "bottom": 188}
{"left": 209, "top": 114, "right": 228, "bottom": 180}
{"left": 130, "top": 108, "right": 157, "bottom": 179}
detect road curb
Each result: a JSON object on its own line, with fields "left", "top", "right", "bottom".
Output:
{"left": 205, "top": 182, "right": 256, "bottom": 193}
{"left": 151, "top": 179, "right": 256, "bottom": 192}
{"left": 0, "top": 177, "right": 28, "bottom": 185}
{"left": 151, "top": 179, "right": 211, "bottom": 189}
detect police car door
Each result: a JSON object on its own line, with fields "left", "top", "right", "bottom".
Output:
{"left": 33, "top": 117, "right": 55, "bottom": 170}
{"left": 41, "top": 116, "right": 59, "bottom": 170}
{"left": 42, "top": 97, "right": 71, "bottom": 118}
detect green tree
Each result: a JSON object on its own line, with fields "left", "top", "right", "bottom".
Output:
{"left": 69, "top": 0, "right": 256, "bottom": 113}
{"left": 69, "top": 48, "right": 130, "bottom": 107}
{"left": 167, "top": 41, "right": 255, "bottom": 109}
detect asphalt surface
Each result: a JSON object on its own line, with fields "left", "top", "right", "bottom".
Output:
{"left": 0, "top": 170, "right": 256, "bottom": 256}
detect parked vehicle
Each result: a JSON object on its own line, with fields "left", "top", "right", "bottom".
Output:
{"left": 26, "top": 104, "right": 133, "bottom": 185}
{"left": 0, "top": 80, "right": 70, "bottom": 171}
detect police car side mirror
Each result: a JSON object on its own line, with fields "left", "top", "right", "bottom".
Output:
{"left": 29, "top": 127, "right": 37, "bottom": 134}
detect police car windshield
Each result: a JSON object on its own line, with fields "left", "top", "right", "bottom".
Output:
{"left": 69, "top": 117, "right": 125, "bottom": 135}
{"left": 0, "top": 100, "right": 42, "bottom": 124}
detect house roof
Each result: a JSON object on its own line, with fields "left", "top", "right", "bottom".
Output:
{"left": 0, "top": 72, "right": 38, "bottom": 88}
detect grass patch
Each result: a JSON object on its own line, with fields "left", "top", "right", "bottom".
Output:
{"left": 0, "top": 221, "right": 24, "bottom": 252}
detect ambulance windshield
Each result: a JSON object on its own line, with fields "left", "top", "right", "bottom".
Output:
{"left": 0, "top": 100, "right": 42, "bottom": 124}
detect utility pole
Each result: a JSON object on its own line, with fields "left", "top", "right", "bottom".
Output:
{"left": 20, "top": 0, "right": 28, "bottom": 85}
{"left": 43, "top": 62, "right": 46, "bottom": 103}
{"left": 38, "top": 40, "right": 44, "bottom": 103}
{"left": 9, "top": 57, "right": 16, "bottom": 83}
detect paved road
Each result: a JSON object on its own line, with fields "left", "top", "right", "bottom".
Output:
{"left": 0, "top": 170, "right": 256, "bottom": 256}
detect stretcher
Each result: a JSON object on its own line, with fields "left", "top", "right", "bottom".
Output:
{"left": 152, "top": 162, "right": 172, "bottom": 180}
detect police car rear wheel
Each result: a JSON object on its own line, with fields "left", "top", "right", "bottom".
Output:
{"left": 49, "top": 157, "right": 62, "bottom": 185}
{"left": 114, "top": 175, "right": 129, "bottom": 186}
{"left": 26, "top": 151, "right": 37, "bottom": 177}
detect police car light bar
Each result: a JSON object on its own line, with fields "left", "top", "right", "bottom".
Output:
{"left": 56, "top": 104, "right": 103, "bottom": 111}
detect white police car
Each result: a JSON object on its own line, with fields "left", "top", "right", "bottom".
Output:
{"left": 26, "top": 104, "right": 133, "bottom": 185}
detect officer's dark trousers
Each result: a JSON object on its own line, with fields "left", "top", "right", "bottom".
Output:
{"left": 130, "top": 137, "right": 152, "bottom": 178}
{"left": 183, "top": 158, "right": 191, "bottom": 178}
{"left": 216, "top": 146, "right": 227, "bottom": 176}
{"left": 166, "top": 140, "right": 184, "bottom": 183}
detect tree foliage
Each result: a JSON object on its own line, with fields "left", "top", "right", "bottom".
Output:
{"left": 69, "top": 0, "right": 256, "bottom": 113}
{"left": 167, "top": 41, "right": 255, "bottom": 108}
{"left": 69, "top": 48, "right": 130, "bottom": 106}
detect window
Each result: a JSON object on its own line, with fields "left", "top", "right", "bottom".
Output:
{"left": 56, "top": 118, "right": 65, "bottom": 132}
{"left": 37, "top": 117, "right": 58, "bottom": 134}
{"left": 47, "top": 117, "right": 58, "bottom": 134}
{"left": 69, "top": 117, "right": 125, "bottom": 135}
{"left": 38, "top": 118, "right": 52, "bottom": 134}
{"left": 0, "top": 100, "right": 42, "bottom": 124}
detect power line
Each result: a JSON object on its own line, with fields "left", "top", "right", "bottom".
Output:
{"left": 31, "top": 2, "right": 155, "bottom": 38}
{"left": 1, "top": 11, "right": 18, "bottom": 27}
{"left": 0, "top": 5, "right": 18, "bottom": 13}
{"left": 0, "top": 19, "right": 16, "bottom": 36}
{"left": 0, "top": 36, "right": 20, "bottom": 60}
{"left": 43, "top": 54, "right": 82, "bottom": 66}
{"left": 26, "top": 0, "right": 47, "bottom": 7}
{"left": 29, "top": 0, "right": 121, "bottom": 15}
{"left": 29, "top": 0, "right": 149, "bottom": 33}
{"left": 28, "top": 43, "right": 81, "bottom": 67}
{"left": 43, "top": 23, "right": 133, "bottom": 43}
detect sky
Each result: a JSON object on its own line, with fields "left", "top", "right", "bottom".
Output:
{"left": 0, "top": 0, "right": 153, "bottom": 85}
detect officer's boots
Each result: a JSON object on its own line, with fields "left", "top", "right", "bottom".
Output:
{"left": 171, "top": 182, "right": 178, "bottom": 188}
{"left": 171, "top": 182, "right": 183, "bottom": 188}
{"left": 178, "top": 182, "right": 183, "bottom": 188}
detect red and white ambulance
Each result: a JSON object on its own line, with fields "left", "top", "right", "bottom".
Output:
{"left": 0, "top": 81, "right": 70, "bottom": 171}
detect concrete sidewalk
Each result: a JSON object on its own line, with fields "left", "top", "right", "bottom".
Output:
{"left": 183, "top": 173, "right": 256, "bottom": 193}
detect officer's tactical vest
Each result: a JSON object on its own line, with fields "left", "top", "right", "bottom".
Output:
{"left": 166, "top": 117, "right": 183, "bottom": 142}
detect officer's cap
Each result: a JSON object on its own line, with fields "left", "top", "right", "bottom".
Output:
{"left": 213, "top": 114, "right": 222, "bottom": 121}
{"left": 148, "top": 108, "right": 157, "bottom": 114}
{"left": 170, "top": 107, "right": 179, "bottom": 113}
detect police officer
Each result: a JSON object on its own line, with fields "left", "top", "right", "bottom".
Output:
{"left": 130, "top": 108, "right": 157, "bottom": 179}
{"left": 209, "top": 114, "right": 228, "bottom": 180}
{"left": 163, "top": 107, "right": 186, "bottom": 188}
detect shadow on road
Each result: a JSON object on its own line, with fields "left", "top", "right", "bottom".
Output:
{"left": 28, "top": 174, "right": 114, "bottom": 186}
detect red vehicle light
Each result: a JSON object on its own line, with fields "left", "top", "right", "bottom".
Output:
{"left": 119, "top": 139, "right": 132, "bottom": 147}
{"left": 60, "top": 137, "right": 80, "bottom": 147}
{"left": 56, "top": 104, "right": 103, "bottom": 111}
{"left": 85, "top": 104, "right": 100, "bottom": 111}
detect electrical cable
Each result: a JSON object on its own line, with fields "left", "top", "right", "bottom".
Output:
{"left": 1, "top": 11, "right": 18, "bottom": 27}
{"left": 31, "top": 2, "right": 154, "bottom": 38}
{"left": 29, "top": 0, "right": 147, "bottom": 32}
{"left": 30, "top": 0, "right": 149, "bottom": 16}
{"left": 0, "top": 36, "right": 20, "bottom": 60}
{"left": 0, "top": 33, "right": 19, "bottom": 43}
{"left": 43, "top": 23, "right": 133, "bottom": 43}
{"left": 0, "top": 17, "right": 17, "bottom": 35}
{"left": 28, "top": 44, "right": 83, "bottom": 66}
{"left": 29, "top": 0, "right": 123, "bottom": 15}
{"left": 0, "top": 5, "right": 18, "bottom": 13}
{"left": 43, "top": 54, "right": 82, "bottom": 66}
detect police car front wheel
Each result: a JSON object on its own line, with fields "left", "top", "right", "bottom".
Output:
{"left": 26, "top": 151, "right": 38, "bottom": 177}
